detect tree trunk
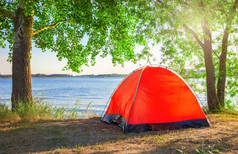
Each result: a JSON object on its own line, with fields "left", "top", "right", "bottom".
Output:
{"left": 11, "top": 7, "right": 33, "bottom": 110}
{"left": 217, "top": 27, "right": 229, "bottom": 107}
{"left": 202, "top": 20, "right": 220, "bottom": 111}
{"left": 203, "top": 45, "right": 219, "bottom": 110}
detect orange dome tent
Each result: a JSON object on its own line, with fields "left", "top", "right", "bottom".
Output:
{"left": 102, "top": 66, "right": 210, "bottom": 133}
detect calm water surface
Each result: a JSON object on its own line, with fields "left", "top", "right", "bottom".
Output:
{"left": 0, "top": 77, "right": 123, "bottom": 115}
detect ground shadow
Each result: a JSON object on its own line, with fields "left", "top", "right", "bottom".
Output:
{"left": 0, "top": 116, "right": 237, "bottom": 153}
{"left": 0, "top": 117, "right": 175, "bottom": 153}
{"left": 143, "top": 128, "right": 238, "bottom": 154}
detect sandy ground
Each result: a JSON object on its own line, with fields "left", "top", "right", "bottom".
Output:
{"left": 0, "top": 113, "right": 238, "bottom": 154}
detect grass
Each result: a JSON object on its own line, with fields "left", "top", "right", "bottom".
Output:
{"left": 209, "top": 107, "right": 238, "bottom": 115}
{"left": 1, "top": 113, "right": 237, "bottom": 153}
{"left": 0, "top": 97, "right": 96, "bottom": 123}
{"left": 0, "top": 104, "right": 20, "bottom": 122}
{"left": 0, "top": 97, "right": 237, "bottom": 153}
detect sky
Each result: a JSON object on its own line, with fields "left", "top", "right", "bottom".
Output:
{"left": 0, "top": 44, "right": 161, "bottom": 75}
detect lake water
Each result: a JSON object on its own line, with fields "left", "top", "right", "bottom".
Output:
{"left": 0, "top": 77, "right": 123, "bottom": 115}
{"left": 0, "top": 77, "right": 217, "bottom": 116}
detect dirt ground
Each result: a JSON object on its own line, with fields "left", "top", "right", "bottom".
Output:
{"left": 0, "top": 113, "right": 238, "bottom": 154}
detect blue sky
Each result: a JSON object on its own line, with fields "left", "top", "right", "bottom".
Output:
{"left": 0, "top": 44, "right": 161, "bottom": 75}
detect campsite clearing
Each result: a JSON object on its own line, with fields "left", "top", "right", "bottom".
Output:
{"left": 0, "top": 113, "right": 237, "bottom": 153}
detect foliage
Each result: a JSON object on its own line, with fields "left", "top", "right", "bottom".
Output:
{"left": 152, "top": 0, "right": 238, "bottom": 108}
{"left": 0, "top": 0, "right": 156, "bottom": 72}
{"left": 195, "top": 138, "right": 221, "bottom": 154}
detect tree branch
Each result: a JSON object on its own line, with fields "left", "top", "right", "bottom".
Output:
{"left": 0, "top": 7, "right": 15, "bottom": 19}
{"left": 33, "top": 20, "right": 76, "bottom": 36}
{"left": 202, "top": 19, "right": 212, "bottom": 45}
{"left": 183, "top": 24, "right": 204, "bottom": 48}
{"left": 157, "top": 0, "right": 204, "bottom": 48}
{"left": 213, "top": 50, "right": 220, "bottom": 59}
{"left": 221, "top": 0, "right": 238, "bottom": 41}
{"left": 218, "top": 0, "right": 238, "bottom": 59}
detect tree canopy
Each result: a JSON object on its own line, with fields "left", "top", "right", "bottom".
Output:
{"left": 0, "top": 0, "right": 155, "bottom": 72}
{"left": 0, "top": 0, "right": 156, "bottom": 108}
{"left": 153, "top": 0, "right": 238, "bottom": 110}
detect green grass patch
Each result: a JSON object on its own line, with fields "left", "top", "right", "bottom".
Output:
{"left": 0, "top": 104, "right": 20, "bottom": 122}
{"left": 207, "top": 105, "right": 238, "bottom": 114}
{"left": 0, "top": 97, "right": 96, "bottom": 123}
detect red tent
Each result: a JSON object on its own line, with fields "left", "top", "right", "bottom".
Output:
{"left": 102, "top": 66, "right": 210, "bottom": 133}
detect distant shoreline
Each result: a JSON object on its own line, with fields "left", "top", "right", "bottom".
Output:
{"left": 0, "top": 74, "right": 126, "bottom": 79}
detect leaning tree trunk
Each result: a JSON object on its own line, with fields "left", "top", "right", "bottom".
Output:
{"left": 11, "top": 7, "right": 33, "bottom": 110}
{"left": 217, "top": 27, "right": 229, "bottom": 107}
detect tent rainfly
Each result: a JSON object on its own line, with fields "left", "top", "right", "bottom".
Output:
{"left": 102, "top": 66, "right": 210, "bottom": 133}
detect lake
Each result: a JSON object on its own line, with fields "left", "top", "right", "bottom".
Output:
{"left": 0, "top": 77, "right": 123, "bottom": 115}
{"left": 0, "top": 77, "right": 211, "bottom": 116}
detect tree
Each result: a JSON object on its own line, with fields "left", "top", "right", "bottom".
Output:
{"left": 154, "top": 0, "right": 238, "bottom": 111}
{"left": 0, "top": 0, "right": 155, "bottom": 109}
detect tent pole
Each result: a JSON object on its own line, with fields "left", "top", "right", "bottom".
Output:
{"left": 127, "top": 66, "right": 146, "bottom": 124}
{"left": 100, "top": 67, "right": 143, "bottom": 119}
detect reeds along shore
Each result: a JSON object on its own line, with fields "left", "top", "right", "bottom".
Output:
{"left": 0, "top": 97, "right": 96, "bottom": 123}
